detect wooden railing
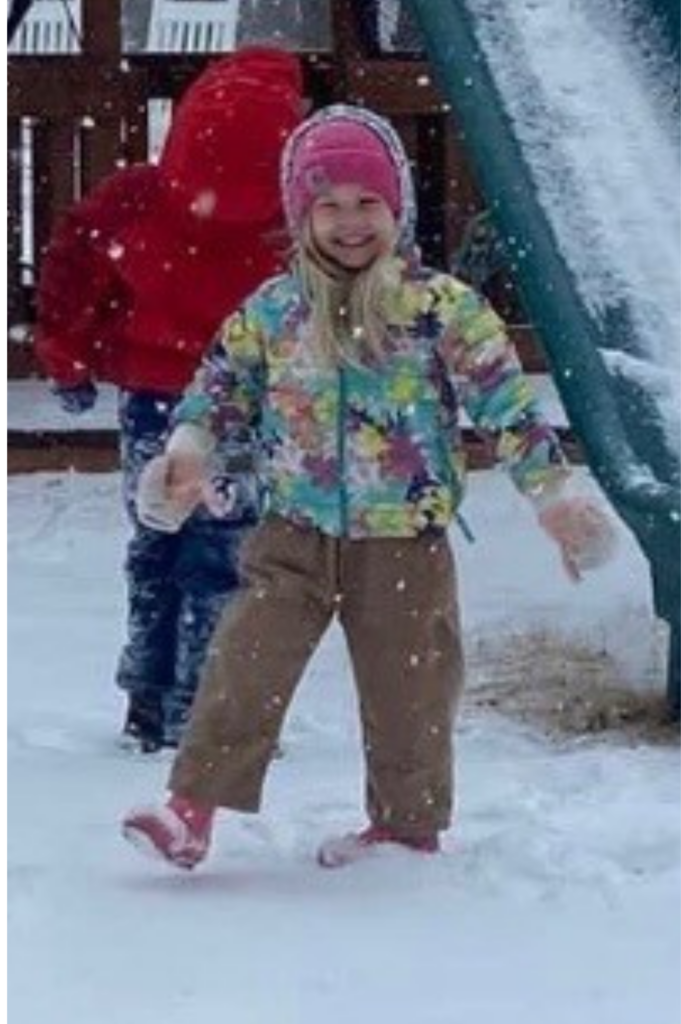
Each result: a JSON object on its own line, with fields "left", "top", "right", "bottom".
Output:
{"left": 147, "top": 0, "right": 240, "bottom": 53}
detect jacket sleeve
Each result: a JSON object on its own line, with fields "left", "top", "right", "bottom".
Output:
{"left": 434, "top": 275, "right": 570, "bottom": 502}
{"left": 172, "top": 296, "right": 267, "bottom": 445}
{"left": 34, "top": 165, "right": 158, "bottom": 386}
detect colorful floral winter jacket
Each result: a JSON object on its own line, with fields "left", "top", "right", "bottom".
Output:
{"left": 175, "top": 259, "right": 569, "bottom": 538}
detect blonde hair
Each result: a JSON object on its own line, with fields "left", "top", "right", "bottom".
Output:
{"left": 294, "top": 222, "right": 401, "bottom": 369}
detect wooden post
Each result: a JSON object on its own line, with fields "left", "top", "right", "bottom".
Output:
{"left": 8, "top": 120, "right": 25, "bottom": 329}
{"left": 81, "top": 0, "right": 122, "bottom": 56}
{"left": 80, "top": 0, "right": 126, "bottom": 185}
{"left": 32, "top": 120, "right": 77, "bottom": 266}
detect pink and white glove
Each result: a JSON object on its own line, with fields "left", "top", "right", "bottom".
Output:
{"left": 537, "top": 495, "right": 618, "bottom": 581}
{"left": 136, "top": 452, "right": 231, "bottom": 533}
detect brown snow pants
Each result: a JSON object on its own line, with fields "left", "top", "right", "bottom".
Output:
{"left": 170, "top": 515, "right": 465, "bottom": 836}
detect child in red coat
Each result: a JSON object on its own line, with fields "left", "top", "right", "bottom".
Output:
{"left": 34, "top": 47, "right": 304, "bottom": 750}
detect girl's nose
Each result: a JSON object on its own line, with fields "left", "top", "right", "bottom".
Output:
{"left": 337, "top": 207, "right": 366, "bottom": 228}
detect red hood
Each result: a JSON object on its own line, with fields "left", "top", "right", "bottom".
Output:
{"left": 160, "top": 47, "right": 304, "bottom": 228}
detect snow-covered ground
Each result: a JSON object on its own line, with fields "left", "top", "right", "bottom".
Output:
{"left": 8, "top": 468, "right": 680, "bottom": 1024}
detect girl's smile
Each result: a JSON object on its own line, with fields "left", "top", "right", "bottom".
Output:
{"left": 310, "top": 183, "right": 396, "bottom": 269}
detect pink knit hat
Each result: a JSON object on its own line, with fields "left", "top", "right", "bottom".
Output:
{"left": 283, "top": 114, "right": 403, "bottom": 232}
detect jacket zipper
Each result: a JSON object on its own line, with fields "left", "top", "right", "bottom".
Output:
{"left": 337, "top": 365, "right": 349, "bottom": 534}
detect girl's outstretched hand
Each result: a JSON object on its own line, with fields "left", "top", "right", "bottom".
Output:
{"left": 137, "top": 452, "right": 214, "bottom": 533}
{"left": 538, "top": 495, "right": 618, "bottom": 581}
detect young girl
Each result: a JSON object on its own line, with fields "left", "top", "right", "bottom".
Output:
{"left": 122, "top": 105, "right": 616, "bottom": 868}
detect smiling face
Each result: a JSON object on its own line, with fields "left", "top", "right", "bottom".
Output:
{"left": 309, "top": 183, "right": 397, "bottom": 271}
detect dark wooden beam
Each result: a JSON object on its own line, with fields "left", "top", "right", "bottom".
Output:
{"left": 345, "top": 60, "right": 442, "bottom": 114}
{"left": 81, "top": 0, "right": 121, "bottom": 57}
{"left": 8, "top": 58, "right": 125, "bottom": 118}
{"left": 7, "top": 427, "right": 583, "bottom": 475}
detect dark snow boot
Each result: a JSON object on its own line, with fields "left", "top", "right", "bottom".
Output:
{"left": 120, "top": 695, "right": 166, "bottom": 754}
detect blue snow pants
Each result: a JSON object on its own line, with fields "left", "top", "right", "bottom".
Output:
{"left": 115, "top": 390, "right": 257, "bottom": 744}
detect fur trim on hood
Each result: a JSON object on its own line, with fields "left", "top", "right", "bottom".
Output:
{"left": 280, "top": 104, "right": 417, "bottom": 244}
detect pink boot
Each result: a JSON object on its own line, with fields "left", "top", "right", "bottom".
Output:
{"left": 317, "top": 825, "right": 440, "bottom": 869}
{"left": 121, "top": 795, "right": 214, "bottom": 870}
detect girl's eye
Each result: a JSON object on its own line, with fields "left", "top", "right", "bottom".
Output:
{"left": 359, "top": 196, "right": 380, "bottom": 207}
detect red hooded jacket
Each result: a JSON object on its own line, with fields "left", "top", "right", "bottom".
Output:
{"left": 35, "top": 48, "right": 303, "bottom": 394}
